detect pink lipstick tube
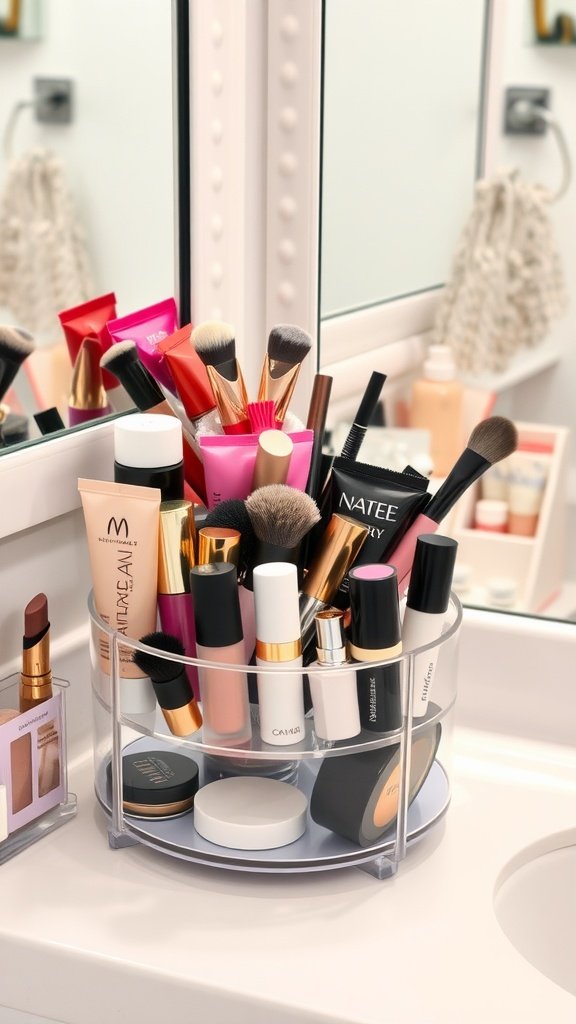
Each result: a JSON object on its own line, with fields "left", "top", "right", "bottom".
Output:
{"left": 157, "top": 501, "right": 199, "bottom": 699}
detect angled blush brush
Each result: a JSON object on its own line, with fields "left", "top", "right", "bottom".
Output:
{"left": 191, "top": 320, "right": 250, "bottom": 434}
{"left": 258, "top": 324, "right": 312, "bottom": 428}
{"left": 388, "top": 416, "right": 518, "bottom": 595}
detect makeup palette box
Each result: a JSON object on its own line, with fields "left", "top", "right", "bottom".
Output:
{"left": 0, "top": 675, "right": 77, "bottom": 864}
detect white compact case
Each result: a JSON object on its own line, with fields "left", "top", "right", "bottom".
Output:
{"left": 193, "top": 777, "right": 308, "bottom": 850}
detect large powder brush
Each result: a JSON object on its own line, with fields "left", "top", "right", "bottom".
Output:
{"left": 258, "top": 324, "right": 312, "bottom": 428}
{"left": 388, "top": 415, "right": 518, "bottom": 595}
{"left": 191, "top": 320, "right": 250, "bottom": 434}
{"left": 245, "top": 484, "right": 320, "bottom": 577}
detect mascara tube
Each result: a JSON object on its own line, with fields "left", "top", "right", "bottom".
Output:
{"left": 349, "top": 564, "right": 402, "bottom": 733}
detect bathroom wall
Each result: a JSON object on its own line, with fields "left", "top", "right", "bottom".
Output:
{"left": 490, "top": 0, "right": 576, "bottom": 523}
{"left": 0, "top": 0, "right": 174, "bottom": 324}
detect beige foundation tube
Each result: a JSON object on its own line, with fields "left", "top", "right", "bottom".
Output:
{"left": 79, "top": 479, "right": 161, "bottom": 713}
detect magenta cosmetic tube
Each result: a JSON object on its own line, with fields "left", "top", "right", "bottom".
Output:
{"left": 157, "top": 501, "right": 199, "bottom": 700}
{"left": 105, "top": 298, "right": 178, "bottom": 394}
{"left": 200, "top": 430, "right": 313, "bottom": 508}
{"left": 190, "top": 562, "right": 252, "bottom": 747}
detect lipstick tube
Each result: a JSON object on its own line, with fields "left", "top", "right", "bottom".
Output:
{"left": 309, "top": 609, "right": 361, "bottom": 741}
{"left": 254, "top": 562, "right": 305, "bottom": 746}
{"left": 157, "top": 501, "right": 200, "bottom": 700}
{"left": 299, "top": 514, "right": 369, "bottom": 652}
{"left": 349, "top": 564, "right": 403, "bottom": 733}
{"left": 401, "top": 534, "right": 457, "bottom": 718}
{"left": 198, "top": 528, "right": 241, "bottom": 567}
{"left": 20, "top": 597, "right": 52, "bottom": 713}
{"left": 252, "top": 430, "right": 293, "bottom": 490}
{"left": 68, "top": 337, "right": 110, "bottom": 426}
{"left": 190, "top": 563, "right": 251, "bottom": 747}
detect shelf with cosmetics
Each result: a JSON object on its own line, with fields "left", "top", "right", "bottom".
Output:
{"left": 447, "top": 423, "right": 570, "bottom": 614}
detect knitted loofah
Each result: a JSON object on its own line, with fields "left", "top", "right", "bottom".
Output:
{"left": 433, "top": 169, "right": 566, "bottom": 374}
{"left": 0, "top": 148, "right": 94, "bottom": 335}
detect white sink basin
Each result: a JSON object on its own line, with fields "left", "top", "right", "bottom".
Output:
{"left": 494, "top": 830, "right": 576, "bottom": 998}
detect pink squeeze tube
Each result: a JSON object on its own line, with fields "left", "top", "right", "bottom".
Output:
{"left": 200, "top": 430, "right": 314, "bottom": 509}
{"left": 104, "top": 298, "right": 178, "bottom": 394}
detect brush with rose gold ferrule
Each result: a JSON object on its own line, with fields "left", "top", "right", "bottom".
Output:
{"left": 132, "top": 633, "right": 202, "bottom": 737}
{"left": 299, "top": 514, "right": 369, "bottom": 653}
{"left": 68, "top": 337, "right": 110, "bottom": 426}
{"left": 20, "top": 593, "right": 53, "bottom": 712}
{"left": 258, "top": 325, "right": 312, "bottom": 428}
{"left": 192, "top": 321, "right": 250, "bottom": 435}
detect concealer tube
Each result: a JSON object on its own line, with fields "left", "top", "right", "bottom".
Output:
{"left": 157, "top": 501, "right": 200, "bottom": 700}
{"left": 349, "top": 564, "right": 403, "bottom": 733}
{"left": 299, "top": 514, "right": 369, "bottom": 652}
{"left": 252, "top": 430, "right": 293, "bottom": 490}
{"left": 309, "top": 609, "right": 361, "bottom": 741}
{"left": 190, "top": 563, "right": 252, "bottom": 747}
{"left": 254, "top": 562, "right": 305, "bottom": 746}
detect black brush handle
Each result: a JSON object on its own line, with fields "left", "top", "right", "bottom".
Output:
{"left": 110, "top": 350, "right": 165, "bottom": 410}
{"left": 339, "top": 371, "right": 386, "bottom": 461}
{"left": 426, "top": 448, "right": 491, "bottom": 523}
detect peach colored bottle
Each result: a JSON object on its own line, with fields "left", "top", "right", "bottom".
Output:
{"left": 410, "top": 346, "right": 464, "bottom": 477}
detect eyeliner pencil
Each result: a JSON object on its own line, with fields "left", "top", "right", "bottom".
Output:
{"left": 340, "top": 371, "right": 386, "bottom": 461}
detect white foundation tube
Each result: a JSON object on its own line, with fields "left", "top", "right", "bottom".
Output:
{"left": 254, "top": 562, "right": 305, "bottom": 746}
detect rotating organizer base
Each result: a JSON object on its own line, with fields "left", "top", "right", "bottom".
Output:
{"left": 95, "top": 735, "right": 450, "bottom": 877}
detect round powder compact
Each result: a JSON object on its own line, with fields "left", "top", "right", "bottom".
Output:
{"left": 107, "top": 750, "right": 199, "bottom": 819}
{"left": 193, "top": 776, "right": 308, "bottom": 850}
{"left": 310, "top": 724, "right": 441, "bottom": 848}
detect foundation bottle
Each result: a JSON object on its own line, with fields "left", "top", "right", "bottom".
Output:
{"left": 410, "top": 345, "right": 463, "bottom": 477}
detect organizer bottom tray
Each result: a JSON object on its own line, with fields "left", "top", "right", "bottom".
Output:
{"left": 95, "top": 737, "right": 450, "bottom": 874}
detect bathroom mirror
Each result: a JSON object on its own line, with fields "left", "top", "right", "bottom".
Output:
{"left": 0, "top": 0, "right": 189, "bottom": 452}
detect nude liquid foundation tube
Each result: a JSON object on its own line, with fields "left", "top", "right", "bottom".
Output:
{"left": 190, "top": 563, "right": 251, "bottom": 747}
{"left": 254, "top": 562, "right": 305, "bottom": 746}
{"left": 78, "top": 478, "right": 161, "bottom": 714}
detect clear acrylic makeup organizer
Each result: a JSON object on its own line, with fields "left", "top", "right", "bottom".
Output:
{"left": 0, "top": 674, "right": 77, "bottom": 865}
{"left": 89, "top": 591, "right": 461, "bottom": 880}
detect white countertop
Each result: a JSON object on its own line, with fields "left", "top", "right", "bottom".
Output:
{"left": 0, "top": 726, "right": 574, "bottom": 1024}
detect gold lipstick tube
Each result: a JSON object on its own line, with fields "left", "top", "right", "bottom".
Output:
{"left": 20, "top": 635, "right": 53, "bottom": 711}
{"left": 68, "top": 337, "right": 110, "bottom": 425}
{"left": 198, "top": 527, "right": 241, "bottom": 567}
{"left": 257, "top": 357, "right": 301, "bottom": 427}
{"left": 252, "top": 430, "right": 294, "bottom": 490}
{"left": 206, "top": 365, "right": 250, "bottom": 434}
{"left": 158, "top": 501, "right": 196, "bottom": 593}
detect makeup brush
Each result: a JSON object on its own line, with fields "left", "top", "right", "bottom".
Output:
{"left": 339, "top": 371, "right": 387, "bottom": 461}
{"left": 0, "top": 326, "right": 35, "bottom": 402}
{"left": 101, "top": 341, "right": 206, "bottom": 504}
{"left": 258, "top": 324, "right": 312, "bottom": 428}
{"left": 388, "top": 416, "right": 518, "bottom": 595}
{"left": 246, "top": 485, "right": 321, "bottom": 574}
{"left": 191, "top": 320, "right": 250, "bottom": 434}
{"left": 132, "top": 632, "right": 202, "bottom": 737}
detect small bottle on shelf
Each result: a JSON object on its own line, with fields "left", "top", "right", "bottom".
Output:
{"left": 409, "top": 345, "right": 464, "bottom": 477}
